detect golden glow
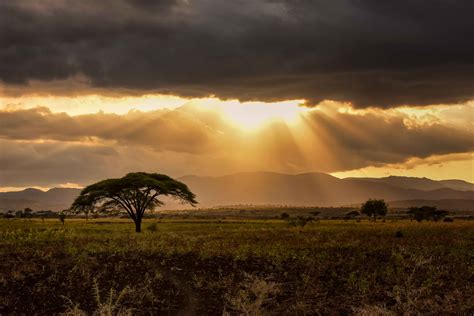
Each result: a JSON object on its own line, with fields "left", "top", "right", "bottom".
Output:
{"left": 332, "top": 153, "right": 474, "bottom": 182}
{"left": 0, "top": 182, "right": 83, "bottom": 193}
{"left": 0, "top": 94, "right": 185, "bottom": 115}
{"left": 0, "top": 186, "right": 50, "bottom": 192}
{"left": 192, "top": 99, "right": 308, "bottom": 130}
{"left": 0, "top": 93, "right": 308, "bottom": 130}
{"left": 1, "top": 91, "right": 473, "bottom": 187}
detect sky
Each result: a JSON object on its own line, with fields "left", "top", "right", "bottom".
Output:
{"left": 0, "top": 0, "right": 473, "bottom": 190}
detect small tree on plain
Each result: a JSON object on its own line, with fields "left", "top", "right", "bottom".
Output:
{"left": 58, "top": 212, "right": 66, "bottom": 225}
{"left": 360, "top": 199, "right": 388, "bottom": 222}
{"left": 24, "top": 208, "right": 33, "bottom": 218}
{"left": 280, "top": 212, "right": 290, "bottom": 220}
{"left": 71, "top": 172, "right": 197, "bottom": 232}
{"left": 407, "top": 206, "right": 448, "bottom": 222}
{"left": 69, "top": 200, "right": 96, "bottom": 220}
{"left": 287, "top": 216, "right": 314, "bottom": 228}
{"left": 345, "top": 210, "right": 360, "bottom": 219}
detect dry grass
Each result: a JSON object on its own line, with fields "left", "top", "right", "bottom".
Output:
{"left": 0, "top": 218, "right": 472, "bottom": 314}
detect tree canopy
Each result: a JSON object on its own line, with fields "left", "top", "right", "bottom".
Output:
{"left": 71, "top": 172, "right": 197, "bottom": 232}
{"left": 360, "top": 199, "right": 388, "bottom": 221}
{"left": 407, "top": 206, "right": 449, "bottom": 222}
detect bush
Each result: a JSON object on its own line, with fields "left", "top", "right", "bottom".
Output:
{"left": 146, "top": 222, "right": 158, "bottom": 232}
{"left": 58, "top": 212, "right": 66, "bottom": 225}
{"left": 280, "top": 212, "right": 290, "bottom": 220}
{"left": 408, "top": 206, "right": 449, "bottom": 222}
{"left": 345, "top": 210, "right": 360, "bottom": 219}
{"left": 443, "top": 218, "right": 454, "bottom": 223}
{"left": 287, "top": 216, "right": 314, "bottom": 228}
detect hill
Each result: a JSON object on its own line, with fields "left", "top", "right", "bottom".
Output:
{"left": 1, "top": 172, "right": 473, "bottom": 211}
{"left": 180, "top": 172, "right": 474, "bottom": 207}
{"left": 346, "top": 175, "right": 474, "bottom": 191}
{"left": 0, "top": 188, "right": 81, "bottom": 211}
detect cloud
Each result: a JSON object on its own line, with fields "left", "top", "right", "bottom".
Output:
{"left": 1, "top": 0, "right": 472, "bottom": 107}
{"left": 0, "top": 140, "right": 120, "bottom": 186}
{"left": 332, "top": 152, "right": 474, "bottom": 182}
{"left": 299, "top": 103, "right": 474, "bottom": 169}
{"left": 0, "top": 102, "right": 473, "bottom": 187}
{"left": 0, "top": 105, "right": 236, "bottom": 153}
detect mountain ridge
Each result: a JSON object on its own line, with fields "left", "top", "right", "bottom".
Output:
{"left": 346, "top": 175, "right": 474, "bottom": 191}
{"left": 1, "top": 172, "right": 473, "bottom": 211}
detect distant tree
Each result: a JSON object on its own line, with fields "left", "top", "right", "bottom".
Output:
{"left": 58, "top": 212, "right": 66, "bottom": 225}
{"left": 287, "top": 216, "right": 314, "bottom": 228}
{"left": 360, "top": 199, "right": 388, "bottom": 221}
{"left": 280, "top": 212, "right": 290, "bottom": 219}
{"left": 69, "top": 198, "right": 96, "bottom": 220}
{"left": 345, "top": 210, "right": 360, "bottom": 219}
{"left": 15, "top": 210, "right": 23, "bottom": 218}
{"left": 309, "top": 211, "right": 321, "bottom": 217}
{"left": 432, "top": 209, "right": 449, "bottom": 222}
{"left": 4, "top": 211, "right": 15, "bottom": 219}
{"left": 407, "top": 206, "right": 448, "bottom": 222}
{"left": 23, "top": 207, "right": 33, "bottom": 218}
{"left": 71, "top": 172, "right": 197, "bottom": 232}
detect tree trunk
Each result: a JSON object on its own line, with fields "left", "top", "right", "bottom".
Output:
{"left": 135, "top": 220, "right": 142, "bottom": 233}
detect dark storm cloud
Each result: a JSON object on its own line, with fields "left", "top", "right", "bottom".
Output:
{"left": 0, "top": 0, "right": 472, "bottom": 107}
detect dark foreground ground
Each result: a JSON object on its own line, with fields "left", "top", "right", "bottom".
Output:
{"left": 0, "top": 218, "right": 473, "bottom": 315}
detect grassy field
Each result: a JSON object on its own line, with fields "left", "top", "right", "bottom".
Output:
{"left": 0, "top": 218, "right": 473, "bottom": 315}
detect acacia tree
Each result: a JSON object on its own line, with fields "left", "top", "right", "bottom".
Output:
{"left": 71, "top": 172, "right": 197, "bottom": 232}
{"left": 360, "top": 199, "right": 388, "bottom": 221}
{"left": 69, "top": 198, "right": 96, "bottom": 220}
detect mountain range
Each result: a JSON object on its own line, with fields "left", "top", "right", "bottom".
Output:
{"left": 1, "top": 172, "right": 473, "bottom": 211}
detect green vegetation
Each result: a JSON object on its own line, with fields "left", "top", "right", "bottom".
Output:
{"left": 0, "top": 218, "right": 472, "bottom": 314}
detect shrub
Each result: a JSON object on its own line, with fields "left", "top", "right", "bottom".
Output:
{"left": 408, "top": 206, "right": 449, "bottom": 222}
{"left": 58, "top": 212, "right": 66, "bottom": 225}
{"left": 224, "top": 274, "right": 280, "bottom": 315}
{"left": 287, "top": 216, "right": 314, "bottom": 228}
{"left": 146, "top": 222, "right": 158, "bottom": 233}
{"left": 346, "top": 210, "right": 360, "bottom": 219}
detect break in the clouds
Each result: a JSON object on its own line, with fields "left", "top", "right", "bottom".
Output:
{"left": 0, "top": 102, "right": 473, "bottom": 187}
{"left": 1, "top": 0, "right": 473, "bottom": 107}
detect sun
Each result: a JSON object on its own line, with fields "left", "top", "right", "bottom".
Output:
{"left": 216, "top": 99, "right": 308, "bottom": 130}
